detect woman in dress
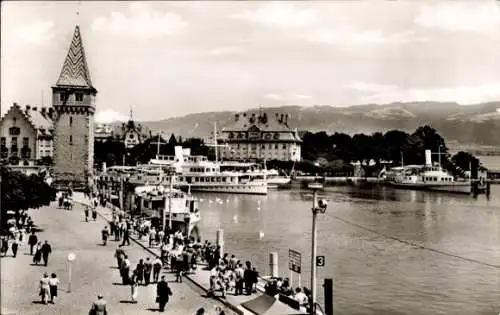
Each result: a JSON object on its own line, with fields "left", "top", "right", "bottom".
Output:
{"left": 33, "top": 242, "right": 42, "bottom": 265}
{"left": 48, "top": 273, "right": 60, "bottom": 304}
{"left": 130, "top": 269, "right": 138, "bottom": 303}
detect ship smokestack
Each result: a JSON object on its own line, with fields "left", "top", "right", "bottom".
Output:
{"left": 425, "top": 149, "right": 432, "bottom": 166}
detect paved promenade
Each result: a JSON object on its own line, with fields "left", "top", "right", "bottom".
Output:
{"left": 72, "top": 193, "right": 306, "bottom": 315}
{"left": 1, "top": 201, "right": 234, "bottom": 315}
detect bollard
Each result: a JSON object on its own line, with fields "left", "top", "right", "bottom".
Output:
{"left": 269, "top": 252, "right": 278, "bottom": 278}
{"left": 216, "top": 229, "right": 224, "bottom": 256}
{"left": 324, "top": 278, "right": 333, "bottom": 315}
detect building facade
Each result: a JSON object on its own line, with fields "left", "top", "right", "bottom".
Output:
{"left": 52, "top": 25, "right": 97, "bottom": 188}
{"left": 113, "top": 117, "right": 151, "bottom": 149}
{"left": 218, "top": 112, "right": 302, "bottom": 162}
{"left": 0, "top": 103, "right": 54, "bottom": 166}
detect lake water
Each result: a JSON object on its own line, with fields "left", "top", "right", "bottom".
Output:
{"left": 195, "top": 165, "right": 500, "bottom": 314}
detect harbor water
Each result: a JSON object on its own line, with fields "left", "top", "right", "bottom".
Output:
{"left": 195, "top": 184, "right": 500, "bottom": 315}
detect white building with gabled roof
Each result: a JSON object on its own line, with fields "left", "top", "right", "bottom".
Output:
{"left": 217, "top": 112, "right": 302, "bottom": 162}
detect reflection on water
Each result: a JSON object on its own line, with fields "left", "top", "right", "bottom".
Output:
{"left": 196, "top": 185, "right": 500, "bottom": 315}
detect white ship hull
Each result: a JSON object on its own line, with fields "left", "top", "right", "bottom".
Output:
{"left": 267, "top": 177, "right": 291, "bottom": 189}
{"left": 177, "top": 183, "right": 268, "bottom": 195}
{"left": 388, "top": 181, "right": 471, "bottom": 194}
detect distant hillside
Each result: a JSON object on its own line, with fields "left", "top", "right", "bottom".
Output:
{"left": 136, "top": 101, "right": 500, "bottom": 146}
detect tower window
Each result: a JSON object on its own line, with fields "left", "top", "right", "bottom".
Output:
{"left": 75, "top": 93, "right": 83, "bottom": 102}
{"left": 69, "top": 135, "right": 73, "bottom": 145}
{"left": 69, "top": 117, "right": 73, "bottom": 126}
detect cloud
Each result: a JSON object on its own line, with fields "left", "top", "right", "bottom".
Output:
{"left": 15, "top": 20, "right": 55, "bottom": 45}
{"left": 92, "top": 3, "right": 188, "bottom": 38}
{"left": 264, "top": 93, "right": 284, "bottom": 101}
{"left": 207, "top": 46, "right": 246, "bottom": 56}
{"left": 307, "top": 29, "right": 427, "bottom": 45}
{"left": 415, "top": 3, "right": 500, "bottom": 31}
{"left": 294, "top": 94, "right": 313, "bottom": 100}
{"left": 345, "top": 81, "right": 500, "bottom": 104}
{"left": 231, "top": 3, "right": 316, "bottom": 28}
{"left": 264, "top": 92, "right": 314, "bottom": 102}
{"left": 95, "top": 109, "right": 129, "bottom": 124}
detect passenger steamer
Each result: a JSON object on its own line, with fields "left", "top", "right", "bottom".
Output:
{"left": 149, "top": 146, "right": 268, "bottom": 195}
{"left": 383, "top": 150, "right": 472, "bottom": 194}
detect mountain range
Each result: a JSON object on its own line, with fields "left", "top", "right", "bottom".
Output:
{"left": 136, "top": 101, "right": 500, "bottom": 147}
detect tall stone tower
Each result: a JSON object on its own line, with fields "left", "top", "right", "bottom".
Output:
{"left": 52, "top": 25, "right": 97, "bottom": 189}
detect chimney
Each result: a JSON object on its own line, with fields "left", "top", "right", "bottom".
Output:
{"left": 235, "top": 113, "right": 239, "bottom": 122}
{"left": 32, "top": 106, "right": 37, "bottom": 111}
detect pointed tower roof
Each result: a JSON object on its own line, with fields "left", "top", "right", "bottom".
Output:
{"left": 55, "top": 25, "right": 94, "bottom": 89}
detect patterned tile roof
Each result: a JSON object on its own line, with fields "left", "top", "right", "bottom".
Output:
{"left": 55, "top": 26, "right": 94, "bottom": 88}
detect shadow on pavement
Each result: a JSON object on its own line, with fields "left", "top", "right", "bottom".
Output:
{"left": 112, "top": 282, "right": 126, "bottom": 285}
{"left": 31, "top": 300, "right": 46, "bottom": 304}
{"left": 119, "top": 300, "right": 138, "bottom": 304}
{"left": 146, "top": 307, "right": 158, "bottom": 312}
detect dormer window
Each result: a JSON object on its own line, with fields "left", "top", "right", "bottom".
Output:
{"left": 75, "top": 93, "right": 83, "bottom": 102}
{"left": 60, "top": 93, "right": 66, "bottom": 102}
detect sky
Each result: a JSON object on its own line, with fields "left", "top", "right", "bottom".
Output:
{"left": 2, "top": 1, "right": 500, "bottom": 123}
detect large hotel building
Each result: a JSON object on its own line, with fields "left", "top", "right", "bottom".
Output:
{"left": 217, "top": 112, "right": 302, "bottom": 162}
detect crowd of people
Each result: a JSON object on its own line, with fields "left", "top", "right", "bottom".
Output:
{"left": 1, "top": 210, "right": 34, "bottom": 257}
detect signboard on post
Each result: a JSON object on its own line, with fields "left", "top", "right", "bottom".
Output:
{"left": 288, "top": 249, "right": 302, "bottom": 274}
{"left": 316, "top": 255, "right": 325, "bottom": 267}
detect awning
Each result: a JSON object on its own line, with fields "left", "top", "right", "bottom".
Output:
{"left": 241, "top": 294, "right": 305, "bottom": 315}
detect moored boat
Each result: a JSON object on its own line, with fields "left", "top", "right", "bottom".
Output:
{"left": 134, "top": 185, "right": 200, "bottom": 237}
{"left": 383, "top": 150, "right": 472, "bottom": 194}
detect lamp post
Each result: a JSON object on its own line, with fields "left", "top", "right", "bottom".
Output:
{"left": 308, "top": 182, "right": 327, "bottom": 315}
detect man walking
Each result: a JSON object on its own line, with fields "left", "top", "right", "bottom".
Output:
{"left": 120, "top": 226, "right": 131, "bottom": 247}
{"left": 84, "top": 206, "right": 90, "bottom": 222}
{"left": 28, "top": 232, "right": 38, "bottom": 255}
{"left": 101, "top": 226, "right": 109, "bottom": 246}
{"left": 115, "top": 247, "right": 125, "bottom": 269}
{"left": 41, "top": 241, "right": 52, "bottom": 267}
{"left": 156, "top": 276, "right": 172, "bottom": 312}
{"left": 153, "top": 257, "right": 162, "bottom": 283}
{"left": 11, "top": 238, "right": 19, "bottom": 257}
{"left": 144, "top": 257, "right": 153, "bottom": 286}
{"left": 89, "top": 294, "right": 107, "bottom": 315}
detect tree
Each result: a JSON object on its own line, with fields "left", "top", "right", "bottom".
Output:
{"left": 409, "top": 125, "right": 448, "bottom": 165}
{"left": 383, "top": 130, "right": 411, "bottom": 166}
{"left": 451, "top": 151, "right": 480, "bottom": 178}
{"left": 1, "top": 166, "right": 56, "bottom": 228}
